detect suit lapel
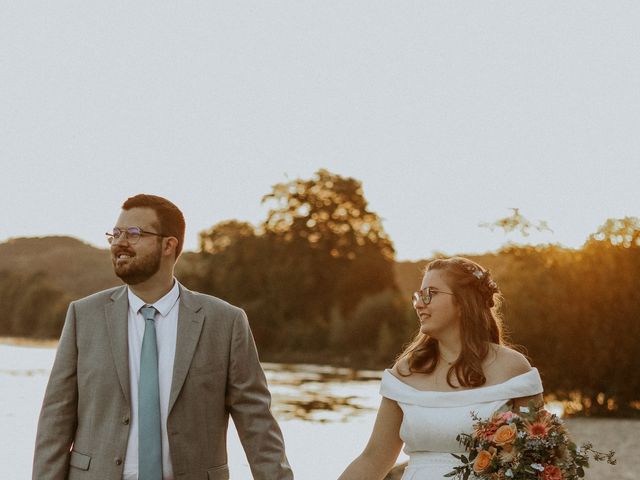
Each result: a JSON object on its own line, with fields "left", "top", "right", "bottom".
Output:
{"left": 169, "top": 285, "right": 204, "bottom": 413}
{"left": 105, "top": 286, "right": 131, "bottom": 404}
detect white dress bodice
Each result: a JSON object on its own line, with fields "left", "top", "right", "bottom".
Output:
{"left": 380, "top": 368, "right": 543, "bottom": 479}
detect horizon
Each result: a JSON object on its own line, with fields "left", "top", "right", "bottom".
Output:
{"left": 0, "top": 195, "right": 633, "bottom": 262}
{"left": 0, "top": 220, "right": 615, "bottom": 264}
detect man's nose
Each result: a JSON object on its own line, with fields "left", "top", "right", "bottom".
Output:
{"left": 111, "top": 234, "right": 130, "bottom": 246}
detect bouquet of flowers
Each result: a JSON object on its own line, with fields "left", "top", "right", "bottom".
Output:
{"left": 446, "top": 403, "right": 616, "bottom": 480}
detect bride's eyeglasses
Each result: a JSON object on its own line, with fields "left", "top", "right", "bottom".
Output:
{"left": 412, "top": 287, "right": 454, "bottom": 307}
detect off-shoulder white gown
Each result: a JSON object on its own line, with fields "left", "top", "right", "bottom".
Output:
{"left": 380, "top": 368, "right": 543, "bottom": 480}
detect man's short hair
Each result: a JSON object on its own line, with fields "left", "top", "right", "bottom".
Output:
{"left": 122, "top": 194, "right": 186, "bottom": 258}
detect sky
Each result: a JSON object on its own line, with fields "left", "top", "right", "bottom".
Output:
{"left": 1, "top": 2, "right": 639, "bottom": 261}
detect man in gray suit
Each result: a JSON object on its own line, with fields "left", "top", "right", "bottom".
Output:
{"left": 33, "top": 194, "right": 293, "bottom": 480}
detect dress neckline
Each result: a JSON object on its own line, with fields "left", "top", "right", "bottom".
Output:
{"left": 384, "top": 367, "right": 540, "bottom": 394}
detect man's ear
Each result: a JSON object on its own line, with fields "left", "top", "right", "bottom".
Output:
{"left": 164, "top": 237, "right": 179, "bottom": 258}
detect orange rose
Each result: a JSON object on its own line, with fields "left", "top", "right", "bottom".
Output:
{"left": 493, "top": 423, "right": 517, "bottom": 446}
{"left": 473, "top": 449, "right": 495, "bottom": 473}
{"left": 542, "top": 464, "right": 563, "bottom": 480}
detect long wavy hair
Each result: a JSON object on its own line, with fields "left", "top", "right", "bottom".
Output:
{"left": 397, "top": 256, "right": 506, "bottom": 388}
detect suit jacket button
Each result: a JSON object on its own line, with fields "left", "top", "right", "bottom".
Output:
{"left": 122, "top": 416, "right": 130, "bottom": 425}
{"left": 115, "top": 458, "right": 122, "bottom": 465}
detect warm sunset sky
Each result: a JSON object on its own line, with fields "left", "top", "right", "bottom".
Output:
{"left": 1, "top": 2, "right": 638, "bottom": 261}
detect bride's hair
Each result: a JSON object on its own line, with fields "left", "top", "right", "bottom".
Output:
{"left": 397, "top": 256, "right": 506, "bottom": 388}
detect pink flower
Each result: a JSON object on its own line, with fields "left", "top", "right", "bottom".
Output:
{"left": 541, "top": 464, "right": 563, "bottom": 480}
{"left": 500, "top": 411, "right": 517, "bottom": 422}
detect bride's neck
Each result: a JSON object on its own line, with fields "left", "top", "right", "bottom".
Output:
{"left": 437, "top": 337, "right": 462, "bottom": 364}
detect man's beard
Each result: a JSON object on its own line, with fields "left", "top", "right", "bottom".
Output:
{"left": 112, "top": 243, "right": 162, "bottom": 285}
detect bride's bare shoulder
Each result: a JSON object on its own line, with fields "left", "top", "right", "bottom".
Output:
{"left": 486, "top": 344, "right": 533, "bottom": 382}
{"left": 391, "top": 356, "right": 411, "bottom": 378}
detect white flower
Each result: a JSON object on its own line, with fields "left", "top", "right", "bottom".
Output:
{"left": 519, "top": 406, "right": 529, "bottom": 413}
{"left": 531, "top": 463, "right": 545, "bottom": 472}
{"left": 505, "top": 468, "right": 514, "bottom": 478}
{"left": 473, "top": 270, "right": 484, "bottom": 279}
{"left": 499, "top": 449, "right": 517, "bottom": 463}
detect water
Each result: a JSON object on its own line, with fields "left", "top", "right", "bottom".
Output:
{"left": 0, "top": 343, "right": 408, "bottom": 479}
{"left": 3, "top": 343, "right": 634, "bottom": 480}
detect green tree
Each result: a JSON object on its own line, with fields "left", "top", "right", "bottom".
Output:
{"left": 586, "top": 216, "right": 640, "bottom": 248}
{"left": 190, "top": 169, "right": 399, "bottom": 354}
{"left": 262, "top": 169, "right": 394, "bottom": 259}
{"left": 479, "top": 208, "right": 553, "bottom": 237}
{"left": 262, "top": 169, "right": 397, "bottom": 311}
{"left": 495, "top": 216, "right": 640, "bottom": 416}
{"left": 344, "top": 290, "right": 414, "bottom": 364}
{"left": 0, "top": 270, "right": 70, "bottom": 338}
{"left": 199, "top": 220, "right": 257, "bottom": 254}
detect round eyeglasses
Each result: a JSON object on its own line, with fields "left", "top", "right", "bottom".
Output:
{"left": 105, "top": 226, "right": 167, "bottom": 245}
{"left": 412, "top": 287, "right": 454, "bottom": 307}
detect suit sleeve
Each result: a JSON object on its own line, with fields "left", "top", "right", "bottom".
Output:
{"left": 32, "top": 302, "right": 79, "bottom": 480}
{"left": 226, "top": 309, "right": 294, "bottom": 480}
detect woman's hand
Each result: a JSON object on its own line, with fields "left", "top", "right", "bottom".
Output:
{"left": 337, "top": 397, "right": 404, "bottom": 480}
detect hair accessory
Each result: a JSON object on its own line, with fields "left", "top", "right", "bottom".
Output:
{"left": 472, "top": 270, "right": 484, "bottom": 280}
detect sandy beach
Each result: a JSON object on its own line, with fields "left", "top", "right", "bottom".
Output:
{"left": 562, "top": 417, "right": 637, "bottom": 480}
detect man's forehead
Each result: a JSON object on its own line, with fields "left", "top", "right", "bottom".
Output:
{"left": 115, "top": 207, "right": 159, "bottom": 226}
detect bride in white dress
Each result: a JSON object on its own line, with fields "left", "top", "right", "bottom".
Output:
{"left": 338, "top": 257, "right": 544, "bottom": 480}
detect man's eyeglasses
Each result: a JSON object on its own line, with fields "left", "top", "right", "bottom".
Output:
{"left": 412, "top": 287, "right": 454, "bottom": 307}
{"left": 105, "top": 226, "right": 167, "bottom": 245}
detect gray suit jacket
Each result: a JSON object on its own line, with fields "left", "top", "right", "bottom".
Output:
{"left": 33, "top": 284, "right": 293, "bottom": 480}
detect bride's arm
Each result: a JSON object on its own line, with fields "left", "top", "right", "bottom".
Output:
{"left": 498, "top": 345, "right": 545, "bottom": 411}
{"left": 337, "top": 397, "right": 404, "bottom": 480}
{"left": 512, "top": 392, "right": 544, "bottom": 410}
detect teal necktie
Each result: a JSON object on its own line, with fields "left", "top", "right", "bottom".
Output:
{"left": 139, "top": 306, "right": 162, "bottom": 480}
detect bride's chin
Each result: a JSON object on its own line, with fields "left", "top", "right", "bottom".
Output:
{"left": 419, "top": 322, "right": 444, "bottom": 337}
{"left": 419, "top": 324, "right": 433, "bottom": 335}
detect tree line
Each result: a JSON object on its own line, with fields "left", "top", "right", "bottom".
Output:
{"left": 1, "top": 170, "right": 638, "bottom": 416}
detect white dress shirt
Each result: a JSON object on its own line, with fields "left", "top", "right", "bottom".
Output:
{"left": 123, "top": 280, "right": 180, "bottom": 480}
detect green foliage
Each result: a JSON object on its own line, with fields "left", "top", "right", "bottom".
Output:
{"left": 0, "top": 236, "right": 119, "bottom": 299}
{"left": 199, "top": 220, "right": 256, "bottom": 254}
{"left": 494, "top": 219, "right": 640, "bottom": 415}
{"left": 479, "top": 208, "right": 553, "bottom": 237}
{"left": 0, "top": 270, "right": 71, "bottom": 338}
{"left": 262, "top": 168, "right": 395, "bottom": 261}
{"left": 587, "top": 216, "right": 640, "bottom": 248}
{"left": 343, "top": 290, "right": 413, "bottom": 361}
{"left": 193, "top": 169, "right": 399, "bottom": 355}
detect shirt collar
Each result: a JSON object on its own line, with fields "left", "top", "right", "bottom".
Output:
{"left": 127, "top": 279, "right": 180, "bottom": 317}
